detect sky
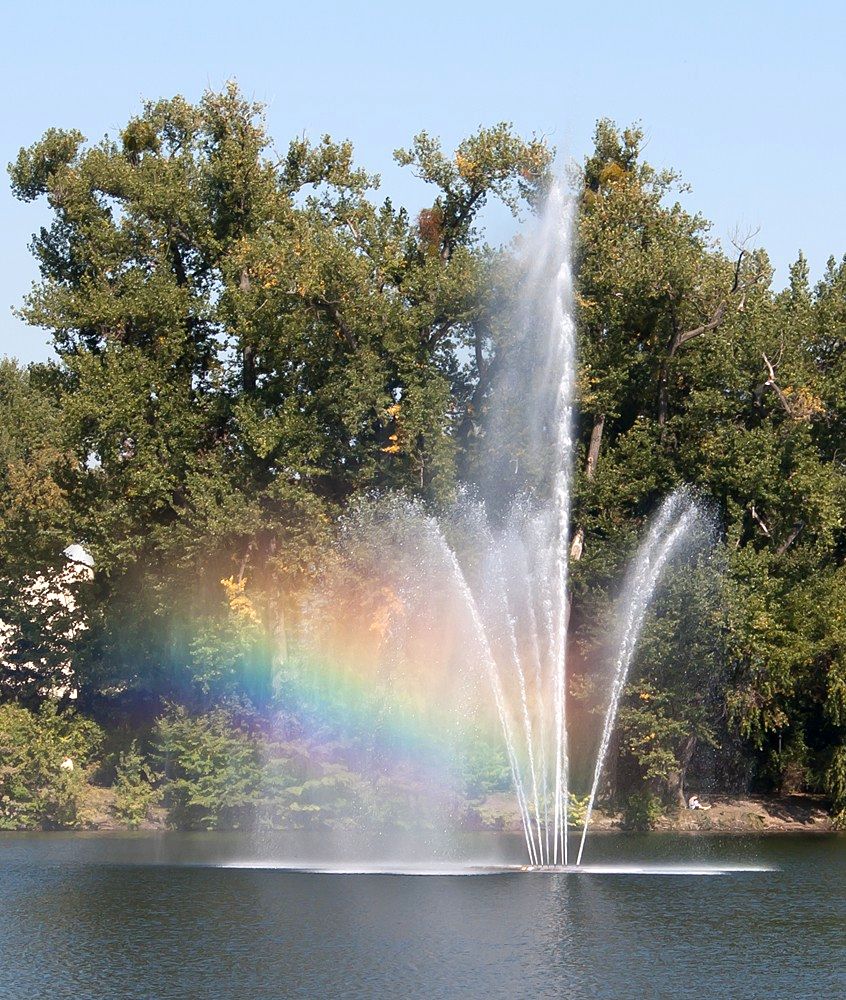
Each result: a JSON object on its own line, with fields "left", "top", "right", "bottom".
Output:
{"left": 2, "top": 0, "right": 844, "bottom": 363}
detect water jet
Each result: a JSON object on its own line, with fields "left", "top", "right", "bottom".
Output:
{"left": 298, "top": 183, "right": 711, "bottom": 868}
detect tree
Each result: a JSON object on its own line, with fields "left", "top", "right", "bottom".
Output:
{"left": 569, "top": 123, "right": 846, "bottom": 811}
{"left": 8, "top": 84, "right": 552, "bottom": 703}
{"left": 7, "top": 97, "right": 845, "bottom": 821}
{"left": 0, "top": 361, "right": 84, "bottom": 702}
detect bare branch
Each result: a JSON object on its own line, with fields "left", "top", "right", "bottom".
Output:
{"left": 676, "top": 299, "right": 728, "bottom": 346}
{"left": 309, "top": 296, "right": 358, "bottom": 351}
{"left": 729, "top": 224, "right": 761, "bottom": 257}
{"left": 776, "top": 521, "right": 805, "bottom": 556}
{"left": 750, "top": 504, "right": 772, "bottom": 538}
{"left": 762, "top": 353, "right": 792, "bottom": 414}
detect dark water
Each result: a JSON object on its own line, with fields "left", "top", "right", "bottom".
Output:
{"left": 0, "top": 831, "right": 842, "bottom": 999}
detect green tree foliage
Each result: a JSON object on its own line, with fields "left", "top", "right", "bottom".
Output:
{"left": 113, "top": 739, "right": 157, "bottom": 827}
{"left": 459, "top": 735, "right": 511, "bottom": 799}
{"left": 153, "top": 703, "right": 266, "bottom": 829}
{"left": 0, "top": 702, "right": 102, "bottom": 828}
{"left": 0, "top": 360, "right": 70, "bottom": 567}
{"left": 149, "top": 704, "right": 398, "bottom": 831}
{"left": 7, "top": 84, "right": 550, "bottom": 703}
{"left": 824, "top": 744, "right": 846, "bottom": 827}
{"left": 3, "top": 91, "right": 845, "bottom": 820}
{"left": 620, "top": 791, "right": 664, "bottom": 831}
{"left": 570, "top": 121, "right": 846, "bottom": 811}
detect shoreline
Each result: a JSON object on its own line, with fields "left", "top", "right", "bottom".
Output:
{"left": 650, "top": 794, "right": 836, "bottom": 835}
{"left": 3, "top": 791, "right": 837, "bottom": 836}
{"left": 471, "top": 792, "right": 837, "bottom": 836}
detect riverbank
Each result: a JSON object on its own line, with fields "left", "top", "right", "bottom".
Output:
{"left": 471, "top": 791, "right": 836, "bottom": 835}
{"left": 5, "top": 771, "right": 837, "bottom": 835}
{"left": 653, "top": 794, "right": 834, "bottom": 834}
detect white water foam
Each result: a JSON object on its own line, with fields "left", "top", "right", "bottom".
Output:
{"left": 216, "top": 861, "right": 776, "bottom": 876}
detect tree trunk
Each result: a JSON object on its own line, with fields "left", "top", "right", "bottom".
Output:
{"left": 239, "top": 269, "right": 257, "bottom": 393}
{"left": 665, "top": 735, "right": 698, "bottom": 811}
{"left": 570, "top": 413, "right": 605, "bottom": 561}
{"left": 656, "top": 330, "right": 681, "bottom": 429}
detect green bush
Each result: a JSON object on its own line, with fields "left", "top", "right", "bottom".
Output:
{"left": 567, "top": 793, "right": 590, "bottom": 829}
{"left": 459, "top": 736, "right": 511, "bottom": 798}
{"left": 621, "top": 791, "right": 663, "bottom": 831}
{"left": 282, "top": 766, "right": 366, "bottom": 829}
{"left": 0, "top": 702, "right": 103, "bottom": 829}
{"left": 153, "top": 704, "right": 266, "bottom": 830}
{"left": 766, "top": 732, "right": 810, "bottom": 795}
{"left": 824, "top": 744, "right": 846, "bottom": 830}
{"left": 114, "top": 740, "right": 157, "bottom": 828}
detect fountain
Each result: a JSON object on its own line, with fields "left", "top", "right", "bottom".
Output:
{"left": 431, "top": 184, "right": 706, "bottom": 868}
{"left": 288, "top": 183, "right": 712, "bottom": 872}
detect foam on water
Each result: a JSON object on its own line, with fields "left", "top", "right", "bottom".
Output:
{"left": 215, "top": 861, "right": 776, "bottom": 876}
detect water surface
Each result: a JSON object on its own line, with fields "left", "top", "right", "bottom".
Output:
{"left": 0, "top": 832, "right": 841, "bottom": 999}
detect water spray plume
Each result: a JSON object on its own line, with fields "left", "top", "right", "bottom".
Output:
{"left": 296, "top": 185, "right": 710, "bottom": 868}
{"left": 575, "top": 491, "right": 702, "bottom": 866}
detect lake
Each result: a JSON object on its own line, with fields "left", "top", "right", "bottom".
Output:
{"left": 0, "top": 831, "right": 842, "bottom": 999}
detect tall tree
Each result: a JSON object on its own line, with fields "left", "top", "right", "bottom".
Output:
{"left": 569, "top": 123, "right": 846, "bottom": 812}
{"left": 8, "top": 85, "right": 551, "bottom": 702}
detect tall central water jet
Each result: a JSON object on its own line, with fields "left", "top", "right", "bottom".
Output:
{"left": 453, "top": 185, "right": 705, "bottom": 867}
{"left": 549, "top": 196, "right": 577, "bottom": 866}
{"left": 519, "top": 185, "right": 579, "bottom": 866}
{"left": 462, "top": 182, "right": 579, "bottom": 866}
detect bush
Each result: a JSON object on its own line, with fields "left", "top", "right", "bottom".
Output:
{"left": 621, "top": 791, "right": 663, "bottom": 831}
{"left": 114, "top": 740, "right": 157, "bottom": 828}
{"left": 567, "top": 793, "right": 590, "bottom": 829}
{"left": 824, "top": 744, "right": 846, "bottom": 829}
{"left": 0, "top": 702, "right": 103, "bottom": 829}
{"left": 154, "top": 704, "right": 266, "bottom": 830}
{"left": 460, "top": 737, "right": 511, "bottom": 798}
{"left": 766, "top": 732, "right": 810, "bottom": 795}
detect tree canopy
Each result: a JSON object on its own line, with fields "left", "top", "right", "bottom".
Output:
{"left": 2, "top": 89, "right": 844, "bottom": 823}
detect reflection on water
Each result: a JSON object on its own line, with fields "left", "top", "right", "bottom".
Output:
{"left": 0, "top": 832, "right": 842, "bottom": 999}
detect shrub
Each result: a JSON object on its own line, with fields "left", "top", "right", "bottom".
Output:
{"left": 154, "top": 704, "right": 266, "bottom": 830}
{"left": 621, "top": 790, "right": 663, "bottom": 831}
{"left": 459, "top": 736, "right": 511, "bottom": 798}
{"left": 567, "top": 793, "right": 590, "bottom": 829}
{"left": 766, "top": 732, "right": 810, "bottom": 795}
{"left": 114, "top": 740, "right": 157, "bottom": 828}
{"left": 824, "top": 744, "right": 846, "bottom": 830}
{"left": 282, "top": 767, "right": 366, "bottom": 829}
{"left": 0, "top": 702, "right": 103, "bottom": 829}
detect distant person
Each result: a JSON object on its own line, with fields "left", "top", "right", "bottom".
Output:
{"left": 688, "top": 794, "right": 711, "bottom": 811}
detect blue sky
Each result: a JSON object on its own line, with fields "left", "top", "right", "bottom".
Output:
{"left": 2, "top": 1, "right": 843, "bottom": 363}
